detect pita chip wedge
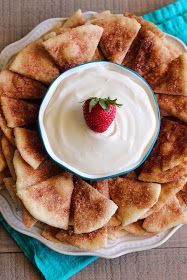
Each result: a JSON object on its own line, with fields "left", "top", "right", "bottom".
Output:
{"left": 0, "top": 139, "right": 6, "bottom": 172}
{"left": 122, "top": 30, "right": 144, "bottom": 69}
{"left": 93, "top": 15, "right": 140, "bottom": 64}
{"left": 0, "top": 168, "right": 10, "bottom": 187}
{"left": 1, "top": 97, "right": 39, "bottom": 128}
{"left": 92, "top": 10, "right": 111, "bottom": 20}
{"left": 3, "top": 177, "right": 37, "bottom": 227}
{"left": 109, "top": 177, "right": 161, "bottom": 226}
{"left": 22, "top": 207, "right": 37, "bottom": 228}
{"left": 91, "top": 47, "right": 105, "bottom": 61}
{"left": 107, "top": 214, "right": 128, "bottom": 240}
{"left": 1, "top": 136, "right": 16, "bottom": 179}
{"left": 107, "top": 225, "right": 128, "bottom": 240}
{"left": 143, "top": 177, "right": 187, "bottom": 218}
{"left": 154, "top": 53, "right": 187, "bottom": 96}
{"left": 124, "top": 13, "right": 164, "bottom": 38}
{"left": 41, "top": 225, "right": 60, "bottom": 242}
{"left": 92, "top": 179, "right": 109, "bottom": 198}
{"left": 0, "top": 109, "right": 14, "bottom": 145}
{"left": 107, "top": 214, "right": 121, "bottom": 227}
{"left": 121, "top": 170, "right": 137, "bottom": 179}
{"left": 138, "top": 133, "right": 187, "bottom": 183}
{"left": 122, "top": 12, "right": 165, "bottom": 69}
{"left": 17, "top": 172, "right": 74, "bottom": 229}
{"left": 43, "top": 24, "right": 103, "bottom": 71}
{"left": 156, "top": 94, "right": 187, "bottom": 123}
{"left": 183, "top": 182, "right": 187, "bottom": 193}
{"left": 0, "top": 70, "right": 46, "bottom": 99}
{"left": 73, "top": 178, "right": 117, "bottom": 234}
{"left": 3, "top": 177, "right": 20, "bottom": 205}
{"left": 14, "top": 128, "right": 47, "bottom": 169}
{"left": 63, "top": 9, "right": 85, "bottom": 28}
{"left": 123, "top": 221, "right": 151, "bottom": 236}
{"left": 9, "top": 40, "right": 60, "bottom": 84}
{"left": 177, "top": 191, "right": 187, "bottom": 207}
{"left": 13, "top": 150, "right": 61, "bottom": 190}
{"left": 134, "top": 31, "right": 180, "bottom": 87}
{"left": 56, "top": 226, "right": 107, "bottom": 250}
{"left": 143, "top": 196, "right": 187, "bottom": 233}
{"left": 159, "top": 119, "right": 187, "bottom": 171}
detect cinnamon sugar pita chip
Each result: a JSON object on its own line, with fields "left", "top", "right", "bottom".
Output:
{"left": 10, "top": 40, "right": 60, "bottom": 84}
{"left": 1, "top": 97, "right": 39, "bottom": 128}
{"left": 93, "top": 15, "right": 140, "bottom": 64}
{"left": 156, "top": 94, "right": 187, "bottom": 123}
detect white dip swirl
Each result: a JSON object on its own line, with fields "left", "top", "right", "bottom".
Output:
{"left": 43, "top": 65, "right": 158, "bottom": 176}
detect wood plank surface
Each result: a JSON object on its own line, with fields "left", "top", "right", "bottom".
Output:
{"left": 0, "top": 1, "right": 186, "bottom": 280}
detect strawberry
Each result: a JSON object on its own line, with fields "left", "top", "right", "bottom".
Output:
{"left": 83, "top": 97, "right": 122, "bottom": 133}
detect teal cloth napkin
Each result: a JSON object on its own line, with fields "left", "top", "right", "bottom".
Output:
{"left": 1, "top": 1, "right": 187, "bottom": 279}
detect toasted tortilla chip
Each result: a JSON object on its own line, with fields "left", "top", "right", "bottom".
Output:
{"left": 144, "top": 177, "right": 187, "bottom": 218}
{"left": 134, "top": 31, "right": 180, "bottom": 87}
{"left": 10, "top": 40, "right": 60, "bottom": 85}
{"left": 3, "top": 177, "right": 19, "bottom": 204}
{"left": 109, "top": 177, "right": 161, "bottom": 226}
{"left": 93, "top": 11, "right": 111, "bottom": 20}
{"left": 177, "top": 191, "right": 187, "bottom": 206}
{"left": 63, "top": 9, "right": 85, "bottom": 28}
{"left": 42, "top": 22, "right": 65, "bottom": 41}
{"left": 0, "top": 109, "right": 14, "bottom": 145}
{"left": 1, "top": 97, "right": 39, "bottom": 128}
{"left": 13, "top": 150, "right": 61, "bottom": 190}
{"left": 0, "top": 70, "right": 46, "bottom": 99}
{"left": 107, "top": 215, "right": 121, "bottom": 227}
{"left": 22, "top": 207, "right": 37, "bottom": 228}
{"left": 159, "top": 119, "right": 187, "bottom": 171}
{"left": 121, "top": 171, "right": 137, "bottom": 179}
{"left": 3, "top": 176, "right": 36, "bottom": 227}
{"left": 0, "top": 139, "right": 6, "bottom": 172}
{"left": 91, "top": 47, "right": 105, "bottom": 61}
{"left": 41, "top": 225, "right": 60, "bottom": 242}
{"left": 73, "top": 178, "right": 117, "bottom": 234}
{"left": 0, "top": 168, "right": 10, "bottom": 187}
{"left": 139, "top": 131, "right": 187, "bottom": 183}
{"left": 92, "top": 179, "right": 109, "bottom": 198}
{"left": 156, "top": 94, "right": 187, "bottom": 123}
{"left": 143, "top": 196, "right": 187, "bottom": 233}
{"left": 124, "top": 13, "right": 164, "bottom": 38}
{"left": 107, "top": 225, "right": 128, "bottom": 240}
{"left": 122, "top": 12, "right": 165, "bottom": 69}
{"left": 1, "top": 136, "right": 16, "bottom": 179}
{"left": 154, "top": 53, "right": 187, "bottom": 96}
{"left": 93, "top": 15, "right": 140, "bottom": 64}
{"left": 123, "top": 221, "right": 151, "bottom": 236}
{"left": 17, "top": 172, "right": 74, "bottom": 229}
{"left": 43, "top": 24, "right": 103, "bottom": 70}
{"left": 14, "top": 128, "right": 47, "bottom": 169}
{"left": 56, "top": 226, "right": 107, "bottom": 250}
{"left": 122, "top": 31, "right": 144, "bottom": 69}
{"left": 183, "top": 183, "right": 187, "bottom": 193}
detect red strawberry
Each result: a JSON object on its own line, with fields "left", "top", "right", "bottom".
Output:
{"left": 83, "top": 97, "right": 122, "bottom": 133}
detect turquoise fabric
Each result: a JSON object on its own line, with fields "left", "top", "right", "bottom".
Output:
{"left": 143, "top": 0, "right": 187, "bottom": 44}
{"left": 0, "top": 1, "right": 187, "bottom": 279}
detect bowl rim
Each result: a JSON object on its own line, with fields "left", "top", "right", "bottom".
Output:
{"left": 38, "top": 60, "right": 160, "bottom": 180}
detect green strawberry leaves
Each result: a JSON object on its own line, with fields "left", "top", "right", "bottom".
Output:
{"left": 89, "top": 97, "right": 99, "bottom": 112}
{"left": 88, "top": 97, "right": 123, "bottom": 112}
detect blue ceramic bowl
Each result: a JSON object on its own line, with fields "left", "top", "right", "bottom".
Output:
{"left": 38, "top": 61, "right": 160, "bottom": 180}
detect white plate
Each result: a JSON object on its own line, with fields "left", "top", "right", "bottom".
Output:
{"left": 0, "top": 12, "right": 186, "bottom": 259}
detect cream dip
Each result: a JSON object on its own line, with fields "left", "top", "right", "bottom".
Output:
{"left": 41, "top": 63, "right": 159, "bottom": 178}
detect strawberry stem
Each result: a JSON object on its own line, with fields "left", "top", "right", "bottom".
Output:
{"left": 88, "top": 97, "right": 123, "bottom": 112}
